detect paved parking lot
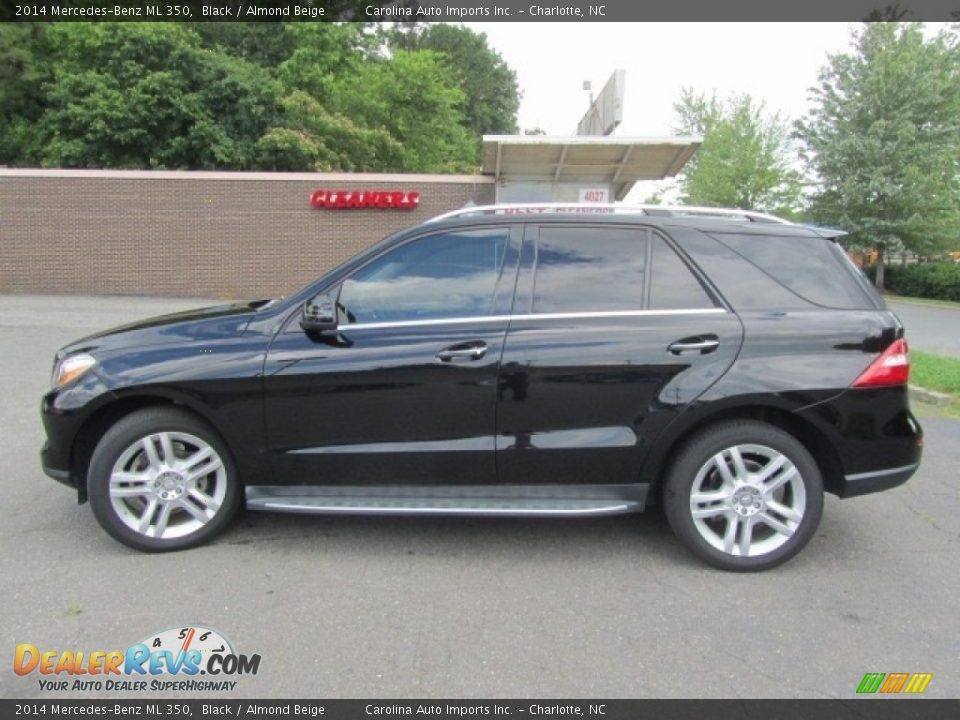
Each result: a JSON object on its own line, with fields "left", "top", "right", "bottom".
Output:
{"left": 887, "top": 298, "right": 960, "bottom": 359}
{"left": 1, "top": 294, "right": 957, "bottom": 700}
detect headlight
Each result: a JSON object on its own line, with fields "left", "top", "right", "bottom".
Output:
{"left": 52, "top": 353, "right": 97, "bottom": 388}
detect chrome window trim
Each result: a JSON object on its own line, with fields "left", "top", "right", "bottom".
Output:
{"left": 337, "top": 308, "right": 727, "bottom": 331}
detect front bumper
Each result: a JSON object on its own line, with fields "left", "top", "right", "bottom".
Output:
{"left": 41, "top": 441, "right": 75, "bottom": 487}
{"left": 40, "top": 370, "right": 114, "bottom": 502}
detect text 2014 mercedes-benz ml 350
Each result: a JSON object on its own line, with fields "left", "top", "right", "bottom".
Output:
{"left": 40, "top": 205, "right": 922, "bottom": 570}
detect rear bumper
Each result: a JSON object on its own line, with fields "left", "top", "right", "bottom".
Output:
{"left": 839, "top": 461, "right": 920, "bottom": 498}
{"left": 797, "top": 385, "right": 922, "bottom": 498}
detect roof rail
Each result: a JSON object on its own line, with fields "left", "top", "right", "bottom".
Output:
{"left": 426, "top": 203, "right": 792, "bottom": 225}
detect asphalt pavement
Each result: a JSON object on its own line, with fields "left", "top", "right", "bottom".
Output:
{"left": 887, "top": 298, "right": 960, "bottom": 358}
{"left": 1, "top": 294, "right": 957, "bottom": 700}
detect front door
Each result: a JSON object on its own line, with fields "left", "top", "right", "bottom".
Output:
{"left": 262, "top": 225, "right": 519, "bottom": 486}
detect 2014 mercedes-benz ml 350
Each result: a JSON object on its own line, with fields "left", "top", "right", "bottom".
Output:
{"left": 40, "top": 204, "right": 923, "bottom": 570}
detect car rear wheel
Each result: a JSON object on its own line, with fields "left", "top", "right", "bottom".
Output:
{"left": 663, "top": 421, "right": 824, "bottom": 571}
{"left": 88, "top": 407, "right": 240, "bottom": 552}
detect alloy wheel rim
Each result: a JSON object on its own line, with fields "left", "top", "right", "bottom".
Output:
{"left": 109, "top": 431, "right": 227, "bottom": 540}
{"left": 689, "top": 443, "right": 806, "bottom": 558}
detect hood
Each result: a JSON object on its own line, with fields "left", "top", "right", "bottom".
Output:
{"left": 58, "top": 300, "right": 267, "bottom": 357}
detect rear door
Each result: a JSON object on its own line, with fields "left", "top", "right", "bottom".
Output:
{"left": 496, "top": 223, "right": 743, "bottom": 486}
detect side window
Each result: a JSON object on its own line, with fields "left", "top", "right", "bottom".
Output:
{"left": 648, "top": 235, "right": 718, "bottom": 309}
{"left": 533, "top": 226, "right": 648, "bottom": 313}
{"left": 338, "top": 228, "right": 509, "bottom": 324}
{"left": 710, "top": 232, "right": 877, "bottom": 309}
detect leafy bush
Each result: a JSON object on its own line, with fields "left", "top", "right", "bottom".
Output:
{"left": 864, "top": 261, "right": 960, "bottom": 302}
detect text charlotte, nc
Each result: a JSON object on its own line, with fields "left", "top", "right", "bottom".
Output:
{"left": 367, "top": 4, "right": 606, "bottom": 18}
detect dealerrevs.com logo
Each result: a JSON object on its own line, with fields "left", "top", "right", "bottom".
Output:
{"left": 14, "top": 626, "right": 260, "bottom": 693}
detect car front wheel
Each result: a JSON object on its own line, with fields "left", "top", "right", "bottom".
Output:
{"left": 663, "top": 420, "right": 824, "bottom": 571}
{"left": 87, "top": 407, "right": 240, "bottom": 552}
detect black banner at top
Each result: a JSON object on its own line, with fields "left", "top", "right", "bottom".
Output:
{"left": 2, "top": 0, "right": 960, "bottom": 22}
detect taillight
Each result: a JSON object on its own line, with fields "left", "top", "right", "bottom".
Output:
{"left": 852, "top": 338, "right": 910, "bottom": 388}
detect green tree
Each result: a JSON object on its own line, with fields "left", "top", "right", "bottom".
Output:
{"left": 277, "top": 23, "right": 371, "bottom": 105}
{"left": 0, "top": 19, "right": 488, "bottom": 174}
{"left": 193, "top": 23, "right": 296, "bottom": 69}
{"left": 255, "top": 91, "right": 404, "bottom": 172}
{"left": 671, "top": 89, "right": 803, "bottom": 217}
{"left": 796, "top": 22, "right": 960, "bottom": 289}
{"left": 256, "top": 23, "right": 425, "bottom": 171}
{"left": 327, "top": 50, "right": 477, "bottom": 172}
{"left": 30, "top": 23, "right": 279, "bottom": 169}
{"left": 0, "top": 23, "right": 53, "bottom": 163}
{"left": 390, "top": 24, "right": 520, "bottom": 136}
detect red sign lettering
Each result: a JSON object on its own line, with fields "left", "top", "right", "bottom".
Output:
{"left": 310, "top": 190, "right": 421, "bottom": 210}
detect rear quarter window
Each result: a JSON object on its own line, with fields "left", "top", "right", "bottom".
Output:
{"left": 708, "top": 232, "right": 879, "bottom": 310}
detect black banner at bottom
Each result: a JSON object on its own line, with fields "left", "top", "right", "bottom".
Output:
{"left": 3, "top": 700, "right": 960, "bottom": 720}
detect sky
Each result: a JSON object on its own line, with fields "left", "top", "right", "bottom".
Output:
{"left": 465, "top": 22, "right": 926, "bottom": 200}
{"left": 472, "top": 23, "right": 862, "bottom": 136}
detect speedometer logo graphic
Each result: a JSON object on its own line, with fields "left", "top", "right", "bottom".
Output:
{"left": 138, "top": 625, "right": 234, "bottom": 672}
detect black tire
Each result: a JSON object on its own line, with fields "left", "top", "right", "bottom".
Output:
{"left": 662, "top": 420, "right": 824, "bottom": 572}
{"left": 87, "top": 407, "right": 241, "bottom": 552}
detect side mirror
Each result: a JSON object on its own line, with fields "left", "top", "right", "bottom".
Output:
{"left": 300, "top": 292, "right": 338, "bottom": 332}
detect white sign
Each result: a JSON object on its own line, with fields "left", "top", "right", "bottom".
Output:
{"left": 578, "top": 188, "right": 610, "bottom": 203}
{"left": 577, "top": 69, "right": 625, "bottom": 136}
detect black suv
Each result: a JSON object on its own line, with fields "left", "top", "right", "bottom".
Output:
{"left": 40, "top": 205, "right": 922, "bottom": 570}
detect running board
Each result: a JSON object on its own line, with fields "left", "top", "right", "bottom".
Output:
{"left": 245, "top": 484, "right": 647, "bottom": 518}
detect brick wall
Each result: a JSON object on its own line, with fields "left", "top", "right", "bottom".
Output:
{"left": 0, "top": 170, "right": 496, "bottom": 299}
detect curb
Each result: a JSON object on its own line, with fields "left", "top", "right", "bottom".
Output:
{"left": 909, "top": 384, "right": 952, "bottom": 407}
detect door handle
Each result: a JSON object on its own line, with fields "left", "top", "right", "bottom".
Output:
{"left": 436, "top": 342, "right": 488, "bottom": 362}
{"left": 668, "top": 337, "right": 720, "bottom": 355}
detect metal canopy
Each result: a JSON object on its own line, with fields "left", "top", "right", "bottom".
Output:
{"left": 481, "top": 135, "right": 702, "bottom": 200}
